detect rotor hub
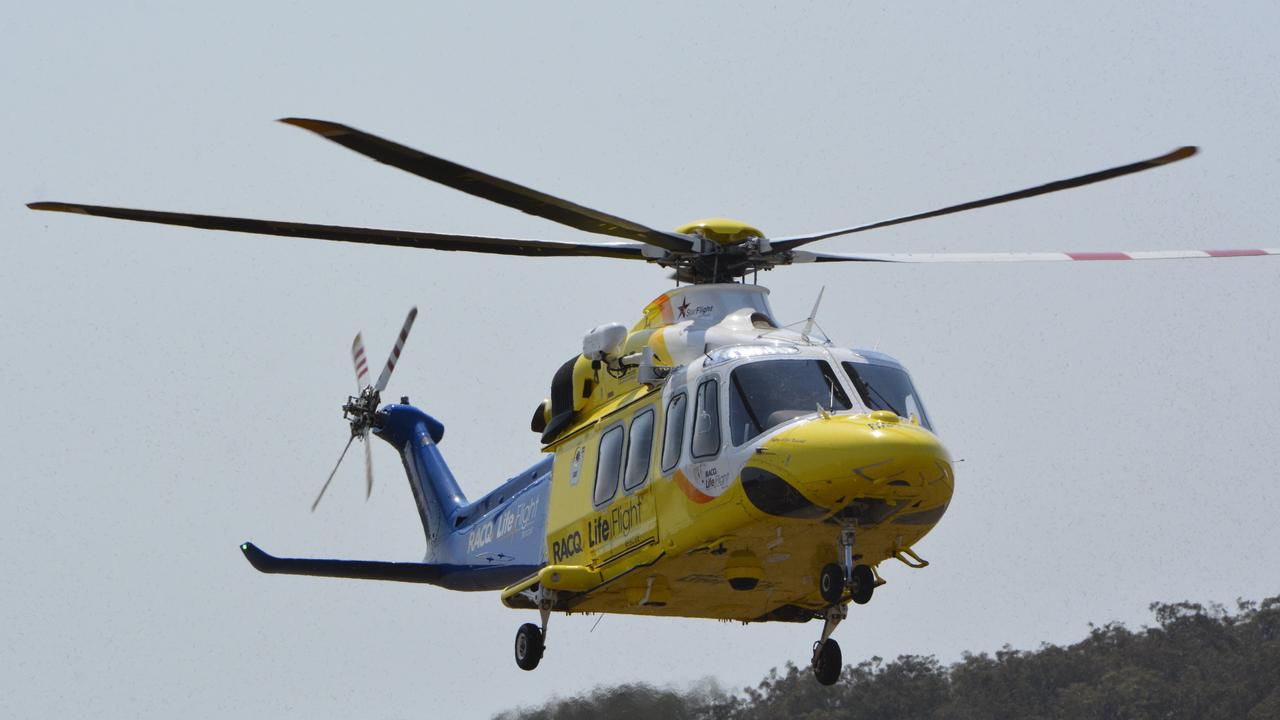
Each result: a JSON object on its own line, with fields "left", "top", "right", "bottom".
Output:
{"left": 674, "top": 218, "right": 764, "bottom": 246}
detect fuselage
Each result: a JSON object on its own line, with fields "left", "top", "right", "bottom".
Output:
{"left": 377, "top": 284, "right": 954, "bottom": 621}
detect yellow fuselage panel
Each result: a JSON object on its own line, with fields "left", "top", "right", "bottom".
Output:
{"left": 531, "top": 286, "right": 953, "bottom": 622}
{"left": 750, "top": 412, "right": 954, "bottom": 511}
{"left": 541, "top": 408, "right": 953, "bottom": 621}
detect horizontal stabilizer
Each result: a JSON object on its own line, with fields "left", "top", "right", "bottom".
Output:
{"left": 240, "top": 542, "right": 446, "bottom": 585}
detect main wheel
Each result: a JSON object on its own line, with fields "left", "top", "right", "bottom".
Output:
{"left": 849, "top": 564, "right": 875, "bottom": 605}
{"left": 514, "top": 622, "right": 544, "bottom": 671}
{"left": 812, "top": 638, "right": 842, "bottom": 686}
{"left": 819, "top": 563, "right": 845, "bottom": 605}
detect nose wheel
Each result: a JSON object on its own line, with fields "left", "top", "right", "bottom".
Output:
{"left": 820, "top": 523, "right": 876, "bottom": 605}
{"left": 819, "top": 563, "right": 845, "bottom": 604}
{"left": 848, "top": 564, "right": 875, "bottom": 605}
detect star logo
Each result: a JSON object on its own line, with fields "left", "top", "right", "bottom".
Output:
{"left": 677, "top": 298, "right": 691, "bottom": 318}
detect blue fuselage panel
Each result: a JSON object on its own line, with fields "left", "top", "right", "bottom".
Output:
{"left": 426, "top": 458, "right": 552, "bottom": 591}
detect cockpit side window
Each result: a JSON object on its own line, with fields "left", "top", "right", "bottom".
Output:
{"left": 729, "top": 359, "right": 851, "bottom": 445}
{"left": 623, "top": 408, "right": 655, "bottom": 491}
{"left": 660, "top": 392, "right": 687, "bottom": 473}
{"left": 691, "top": 378, "right": 721, "bottom": 459}
{"left": 842, "top": 361, "right": 934, "bottom": 430}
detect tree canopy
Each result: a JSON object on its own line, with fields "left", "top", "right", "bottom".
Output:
{"left": 496, "top": 595, "right": 1280, "bottom": 720}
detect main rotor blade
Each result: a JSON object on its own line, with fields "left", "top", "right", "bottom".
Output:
{"left": 374, "top": 306, "right": 417, "bottom": 392}
{"left": 312, "top": 435, "right": 356, "bottom": 512}
{"left": 772, "top": 147, "right": 1198, "bottom": 251}
{"left": 794, "top": 247, "right": 1280, "bottom": 264}
{"left": 280, "top": 118, "right": 693, "bottom": 254}
{"left": 27, "top": 202, "right": 648, "bottom": 259}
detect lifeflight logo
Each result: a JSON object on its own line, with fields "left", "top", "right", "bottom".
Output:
{"left": 467, "top": 497, "right": 541, "bottom": 553}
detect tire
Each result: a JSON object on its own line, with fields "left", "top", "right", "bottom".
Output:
{"left": 819, "top": 563, "right": 845, "bottom": 605}
{"left": 812, "top": 638, "right": 842, "bottom": 686}
{"left": 849, "top": 564, "right": 875, "bottom": 605}
{"left": 514, "top": 623, "right": 544, "bottom": 671}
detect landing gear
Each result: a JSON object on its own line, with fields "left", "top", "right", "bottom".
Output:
{"left": 514, "top": 587, "right": 556, "bottom": 671}
{"left": 810, "top": 603, "right": 847, "bottom": 686}
{"left": 833, "top": 521, "right": 876, "bottom": 605}
{"left": 849, "top": 564, "right": 875, "bottom": 605}
{"left": 838, "top": 522, "right": 856, "bottom": 581}
{"left": 514, "top": 623, "right": 544, "bottom": 671}
{"left": 813, "top": 638, "right": 842, "bottom": 685}
{"left": 811, "top": 523, "right": 861, "bottom": 685}
{"left": 819, "top": 563, "right": 845, "bottom": 605}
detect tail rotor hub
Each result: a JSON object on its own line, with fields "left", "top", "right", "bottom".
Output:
{"left": 343, "top": 386, "right": 382, "bottom": 437}
{"left": 311, "top": 307, "right": 419, "bottom": 512}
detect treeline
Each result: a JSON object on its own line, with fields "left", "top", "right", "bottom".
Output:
{"left": 496, "top": 595, "right": 1280, "bottom": 720}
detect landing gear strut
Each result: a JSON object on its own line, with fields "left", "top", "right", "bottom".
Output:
{"left": 835, "top": 522, "right": 875, "bottom": 605}
{"left": 514, "top": 588, "right": 556, "bottom": 671}
{"left": 811, "top": 603, "right": 846, "bottom": 686}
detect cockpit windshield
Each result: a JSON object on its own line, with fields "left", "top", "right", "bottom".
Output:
{"left": 842, "top": 361, "right": 934, "bottom": 431}
{"left": 729, "top": 359, "right": 851, "bottom": 445}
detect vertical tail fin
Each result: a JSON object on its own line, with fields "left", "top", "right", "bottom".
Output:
{"left": 373, "top": 403, "right": 466, "bottom": 548}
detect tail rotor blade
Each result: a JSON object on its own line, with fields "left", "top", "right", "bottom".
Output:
{"left": 363, "top": 429, "right": 374, "bottom": 500}
{"left": 375, "top": 307, "right": 418, "bottom": 392}
{"left": 352, "top": 333, "right": 371, "bottom": 390}
{"left": 312, "top": 435, "right": 356, "bottom": 512}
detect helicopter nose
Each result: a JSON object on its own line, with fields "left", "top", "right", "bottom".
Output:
{"left": 741, "top": 411, "right": 954, "bottom": 518}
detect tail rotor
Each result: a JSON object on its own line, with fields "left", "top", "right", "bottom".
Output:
{"left": 310, "top": 307, "right": 419, "bottom": 511}
{"left": 376, "top": 307, "right": 417, "bottom": 393}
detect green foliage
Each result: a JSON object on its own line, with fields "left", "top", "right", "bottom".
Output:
{"left": 496, "top": 595, "right": 1280, "bottom": 720}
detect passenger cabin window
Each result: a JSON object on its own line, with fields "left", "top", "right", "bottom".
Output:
{"left": 623, "top": 409, "right": 655, "bottom": 491}
{"left": 593, "top": 424, "right": 625, "bottom": 506}
{"left": 729, "top": 359, "right": 852, "bottom": 445}
{"left": 842, "top": 361, "right": 934, "bottom": 431}
{"left": 691, "top": 379, "right": 721, "bottom": 458}
{"left": 660, "top": 392, "right": 687, "bottom": 472}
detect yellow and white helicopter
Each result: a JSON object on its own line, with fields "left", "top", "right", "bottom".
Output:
{"left": 28, "top": 120, "right": 1278, "bottom": 684}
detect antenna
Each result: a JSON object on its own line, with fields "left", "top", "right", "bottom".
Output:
{"left": 801, "top": 286, "right": 826, "bottom": 342}
{"left": 765, "top": 285, "right": 835, "bottom": 345}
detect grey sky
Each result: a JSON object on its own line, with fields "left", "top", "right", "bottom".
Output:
{"left": 4, "top": 2, "right": 1278, "bottom": 718}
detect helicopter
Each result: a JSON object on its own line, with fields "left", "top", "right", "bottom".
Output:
{"left": 28, "top": 119, "right": 1278, "bottom": 685}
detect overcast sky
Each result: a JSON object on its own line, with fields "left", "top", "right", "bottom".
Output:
{"left": 4, "top": 2, "right": 1278, "bottom": 718}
